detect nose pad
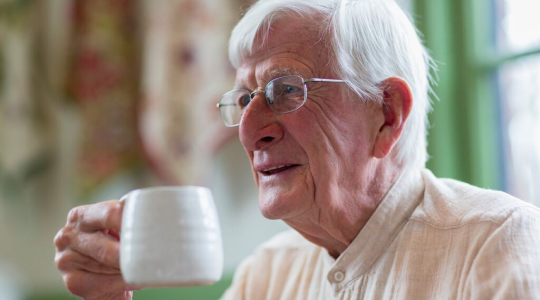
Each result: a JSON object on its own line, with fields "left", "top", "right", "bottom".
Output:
{"left": 249, "top": 90, "right": 266, "bottom": 104}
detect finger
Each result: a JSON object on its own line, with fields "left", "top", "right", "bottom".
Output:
{"left": 71, "top": 231, "right": 121, "bottom": 269}
{"left": 54, "top": 226, "right": 72, "bottom": 252}
{"left": 68, "top": 200, "right": 124, "bottom": 232}
{"left": 56, "top": 249, "right": 120, "bottom": 275}
{"left": 63, "top": 270, "right": 136, "bottom": 300}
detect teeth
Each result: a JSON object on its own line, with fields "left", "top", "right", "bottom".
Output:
{"left": 263, "top": 165, "right": 292, "bottom": 172}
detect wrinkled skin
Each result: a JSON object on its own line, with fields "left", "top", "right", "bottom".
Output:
{"left": 236, "top": 19, "right": 411, "bottom": 257}
{"left": 54, "top": 201, "right": 136, "bottom": 300}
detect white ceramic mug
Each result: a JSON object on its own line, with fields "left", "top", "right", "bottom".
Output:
{"left": 120, "top": 186, "right": 223, "bottom": 287}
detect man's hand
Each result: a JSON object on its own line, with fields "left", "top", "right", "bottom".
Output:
{"left": 54, "top": 200, "right": 136, "bottom": 300}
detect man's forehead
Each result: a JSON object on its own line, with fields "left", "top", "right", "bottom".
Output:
{"left": 232, "top": 17, "right": 332, "bottom": 87}
{"left": 254, "top": 20, "right": 323, "bottom": 56}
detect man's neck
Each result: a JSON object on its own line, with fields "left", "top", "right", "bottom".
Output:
{"left": 284, "top": 161, "right": 403, "bottom": 258}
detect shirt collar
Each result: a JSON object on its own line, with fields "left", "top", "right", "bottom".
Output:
{"left": 326, "top": 168, "right": 425, "bottom": 290}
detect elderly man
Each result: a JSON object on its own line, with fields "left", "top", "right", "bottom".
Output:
{"left": 54, "top": 0, "right": 540, "bottom": 299}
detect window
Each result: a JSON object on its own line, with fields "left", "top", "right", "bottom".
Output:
{"left": 495, "top": 0, "right": 540, "bottom": 203}
{"left": 414, "top": 0, "right": 540, "bottom": 205}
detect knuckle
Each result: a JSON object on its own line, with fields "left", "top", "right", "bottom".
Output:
{"left": 54, "top": 252, "right": 70, "bottom": 271}
{"left": 54, "top": 227, "right": 71, "bottom": 250}
{"left": 67, "top": 207, "right": 82, "bottom": 224}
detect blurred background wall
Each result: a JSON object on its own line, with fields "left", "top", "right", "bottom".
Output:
{"left": 0, "top": 0, "right": 538, "bottom": 299}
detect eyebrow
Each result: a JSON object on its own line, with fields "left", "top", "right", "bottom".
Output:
{"left": 267, "top": 68, "right": 302, "bottom": 79}
{"left": 233, "top": 68, "right": 303, "bottom": 90}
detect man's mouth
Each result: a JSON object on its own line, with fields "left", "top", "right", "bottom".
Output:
{"left": 260, "top": 164, "right": 300, "bottom": 176}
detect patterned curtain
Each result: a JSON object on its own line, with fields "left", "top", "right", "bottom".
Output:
{"left": 70, "top": 0, "right": 254, "bottom": 189}
{"left": 69, "top": 0, "right": 142, "bottom": 194}
{"left": 1, "top": 0, "right": 257, "bottom": 198}
{"left": 138, "top": 0, "right": 252, "bottom": 185}
{"left": 0, "top": 0, "right": 55, "bottom": 203}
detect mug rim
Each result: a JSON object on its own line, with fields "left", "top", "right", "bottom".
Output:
{"left": 120, "top": 186, "right": 211, "bottom": 202}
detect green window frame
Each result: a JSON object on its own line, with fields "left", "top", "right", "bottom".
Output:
{"left": 414, "top": 0, "right": 540, "bottom": 190}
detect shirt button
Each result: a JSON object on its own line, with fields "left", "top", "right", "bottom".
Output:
{"left": 334, "top": 271, "right": 345, "bottom": 282}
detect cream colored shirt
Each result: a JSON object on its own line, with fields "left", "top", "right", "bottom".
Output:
{"left": 221, "top": 169, "right": 540, "bottom": 300}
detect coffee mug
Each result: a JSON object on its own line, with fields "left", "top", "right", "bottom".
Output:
{"left": 120, "top": 186, "right": 223, "bottom": 287}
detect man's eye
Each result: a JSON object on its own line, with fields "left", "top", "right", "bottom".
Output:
{"left": 238, "top": 95, "right": 251, "bottom": 108}
{"left": 286, "top": 85, "right": 299, "bottom": 93}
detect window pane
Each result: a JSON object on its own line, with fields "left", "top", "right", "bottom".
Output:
{"left": 495, "top": 0, "right": 540, "bottom": 52}
{"left": 499, "top": 55, "right": 540, "bottom": 204}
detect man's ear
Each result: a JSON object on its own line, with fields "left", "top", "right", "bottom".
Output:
{"left": 372, "top": 77, "right": 413, "bottom": 159}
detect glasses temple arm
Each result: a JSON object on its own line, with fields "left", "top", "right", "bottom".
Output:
{"left": 216, "top": 103, "right": 240, "bottom": 108}
{"left": 304, "top": 78, "right": 346, "bottom": 83}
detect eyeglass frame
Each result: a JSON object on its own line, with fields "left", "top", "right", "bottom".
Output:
{"left": 216, "top": 75, "right": 346, "bottom": 127}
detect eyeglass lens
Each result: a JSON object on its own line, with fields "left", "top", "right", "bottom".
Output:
{"left": 218, "top": 76, "right": 306, "bottom": 126}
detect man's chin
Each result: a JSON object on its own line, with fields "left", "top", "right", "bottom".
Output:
{"left": 259, "top": 198, "right": 286, "bottom": 220}
{"left": 259, "top": 193, "right": 306, "bottom": 220}
{"left": 260, "top": 209, "right": 282, "bottom": 220}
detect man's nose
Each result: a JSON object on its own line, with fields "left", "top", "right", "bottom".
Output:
{"left": 239, "top": 94, "right": 284, "bottom": 151}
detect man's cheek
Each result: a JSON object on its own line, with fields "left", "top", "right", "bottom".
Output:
{"left": 298, "top": 166, "right": 316, "bottom": 202}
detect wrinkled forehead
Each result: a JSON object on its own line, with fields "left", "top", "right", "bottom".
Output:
{"left": 234, "top": 18, "right": 334, "bottom": 86}
{"left": 230, "top": 9, "right": 331, "bottom": 66}
{"left": 251, "top": 16, "right": 330, "bottom": 60}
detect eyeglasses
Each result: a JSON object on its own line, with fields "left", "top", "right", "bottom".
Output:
{"left": 216, "top": 75, "right": 346, "bottom": 127}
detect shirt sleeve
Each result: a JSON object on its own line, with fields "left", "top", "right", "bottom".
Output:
{"left": 464, "top": 207, "right": 540, "bottom": 300}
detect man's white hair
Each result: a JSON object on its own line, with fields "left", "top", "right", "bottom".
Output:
{"left": 229, "top": 0, "right": 434, "bottom": 168}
